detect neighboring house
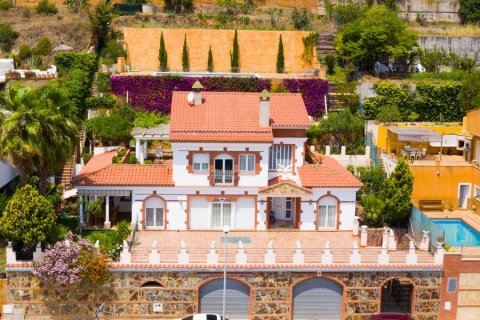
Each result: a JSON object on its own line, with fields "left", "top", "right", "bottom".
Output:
{"left": 75, "top": 86, "right": 362, "bottom": 232}
{"left": 0, "top": 161, "right": 18, "bottom": 190}
{"left": 0, "top": 59, "right": 14, "bottom": 83}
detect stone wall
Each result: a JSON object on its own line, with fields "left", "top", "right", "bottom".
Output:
{"left": 7, "top": 269, "right": 441, "bottom": 319}
{"left": 418, "top": 36, "right": 480, "bottom": 65}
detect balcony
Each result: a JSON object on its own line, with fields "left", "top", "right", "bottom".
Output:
{"left": 214, "top": 169, "right": 234, "bottom": 186}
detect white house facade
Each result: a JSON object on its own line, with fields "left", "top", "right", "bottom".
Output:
{"left": 74, "top": 84, "right": 362, "bottom": 232}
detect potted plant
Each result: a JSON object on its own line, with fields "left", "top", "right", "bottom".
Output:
{"left": 436, "top": 236, "right": 444, "bottom": 247}
{"left": 422, "top": 226, "right": 429, "bottom": 237}
{"left": 448, "top": 201, "right": 454, "bottom": 212}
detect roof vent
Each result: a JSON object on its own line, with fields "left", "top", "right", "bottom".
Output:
{"left": 192, "top": 80, "right": 203, "bottom": 105}
{"left": 259, "top": 89, "right": 270, "bottom": 128}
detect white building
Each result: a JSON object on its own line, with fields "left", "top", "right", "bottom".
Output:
{"left": 75, "top": 83, "right": 362, "bottom": 231}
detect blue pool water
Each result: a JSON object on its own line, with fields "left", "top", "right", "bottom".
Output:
{"left": 432, "top": 219, "right": 480, "bottom": 246}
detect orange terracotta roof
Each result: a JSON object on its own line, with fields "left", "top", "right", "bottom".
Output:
{"left": 169, "top": 91, "right": 310, "bottom": 142}
{"left": 298, "top": 156, "right": 363, "bottom": 188}
{"left": 75, "top": 164, "right": 173, "bottom": 186}
{"left": 79, "top": 150, "right": 118, "bottom": 176}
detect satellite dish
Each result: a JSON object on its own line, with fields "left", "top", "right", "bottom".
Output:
{"left": 187, "top": 91, "right": 194, "bottom": 104}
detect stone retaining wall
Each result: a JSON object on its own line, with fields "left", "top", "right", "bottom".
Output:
{"left": 7, "top": 269, "right": 441, "bottom": 319}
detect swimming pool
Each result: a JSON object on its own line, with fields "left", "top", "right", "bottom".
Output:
{"left": 432, "top": 219, "right": 480, "bottom": 246}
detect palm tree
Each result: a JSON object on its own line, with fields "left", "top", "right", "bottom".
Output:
{"left": 0, "top": 87, "right": 39, "bottom": 185}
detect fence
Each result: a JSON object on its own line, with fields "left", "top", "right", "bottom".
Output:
{"left": 410, "top": 206, "right": 444, "bottom": 251}
{"left": 366, "top": 132, "right": 382, "bottom": 167}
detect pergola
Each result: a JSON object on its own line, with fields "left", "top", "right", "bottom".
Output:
{"left": 131, "top": 124, "right": 170, "bottom": 164}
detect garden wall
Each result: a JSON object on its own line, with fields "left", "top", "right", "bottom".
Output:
{"left": 123, "top": 28, "right": 316, "bottom": 73}
{"left": 110, "top": 76, "right": 328, "bottom": 116}
{"left": 418, "top": 37, "right": 480, "bottom": 65}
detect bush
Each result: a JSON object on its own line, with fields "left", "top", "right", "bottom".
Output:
{"left": 61, "top": 68, "right": 93, "bottom": 115}
{"left": 17, "top": 44, "right": 32, "bottom": 61}
{"left": 82, "top": 153, "right": 93, "bottom": 164}
{"left": 291, "top": 8, "right": 310, "bottom": 30}
{"left": 0, "top": 0, "right": 11, "bottom": 11}
{"left": 182, "top": 34, "right": 190, "bottom": 72}
{"left": 36, "top": 0, "right": 58, "bottom": 14}
{"left": 144, "top": 159, "right": 153, "bottom": 164}
{"left": 33, "top": 36, "right": 52, "bottom": 56}
{"left": 416, "top": 13, "right": 427, "bottom": 26}
{"left": 64, "top": 0, "right": 86, "bottom": 12}
{"left": 207, "top": 46, "right": 214, "bottom": 72}
{"left": 53, "top": 52, "right": 97, "bottom": 75}
{"left": 86, "top": 220, "right": 130, "bottom": 260}
{"left": 0, "top": 193, "right": 10, "bottom": 217}
{"left": 0, "top": 185, "right": 57, "bottom": 247}
{"left": 158, "top": 32, "right": 168, "bottom": 72}
{"left": 134, "top": 110, "right": 169, "bottom": 128}
{"left": 276, "top": 35, "right": 285, "bottom": 74}
{"left": 100, "top": 39, "right": 127, "bottom": 62}
{"left": 96, "top": 73, "right": 111, "bottom": 94}
{"left": 47, "top": 192, "right": 62, "bottom": 209}
{"left": 22, "top": 7, "right": 31, "bottom": 18}
{"left": 85, "top": 96, "right": 116, "bottom": 109}
{"left": 459, "top": 0, "right": 480, "bottom": 24}
{"left": 324, "top": 55, "right": 336, "bottom": 75}
{"left": 128, "top": 154, "right": 138, "bottom": 164}
{"left": 0, "top": 23, "right": 19, "bottom": 53}
{"left": 230, "top": 29, "right": 239, "bottom": 72}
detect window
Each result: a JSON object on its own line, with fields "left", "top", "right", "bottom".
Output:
{"left": 144, "top": 196, "right": 165, "bottom": 228}
{"left": 269, "top": 145, "right": 293, "bottom": 170}
{"left": 239, "top": 154, "right": 255, "bottom": 172}
{"left": 193, "top": 153, "right": 209, "bottom": 172}
{"left": 318, "top": 197, "right": 337, "bottom": 228}
{"left": 447, "top": 277, "right": 457, "bottom": 293}
{"left": 212, "top": 201, "right": 232, "bottom": 228}
{"left": 286, "top": 197, "right": 293, "bottom": 219}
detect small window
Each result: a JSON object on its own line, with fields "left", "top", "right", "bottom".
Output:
{"left": 239, "top": 154, "right": 255, "bottom": 172}
{"left": 447, "top": 277, "right": 457, "bottom": 293}
{"left": 193, "top": 153, "right": 209, "bottom": 172}
{"left": 141, "top": 281, "right": 163, "bottom": 288}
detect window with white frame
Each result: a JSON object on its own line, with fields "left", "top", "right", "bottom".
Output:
{"left": 145, "top": 196, "right": 165, "bottom": 228}
{"left": 193, "top": 153, "right": 209, "bottom": 172}
{"left": 269, "top": 144, "right": 293, "bottom": 170}
{"left": 318, "top": 197, "right": 337, "bottom": 229}
{"left": 239, "top": 154, "right": 255, "bottom": 172}
{"left": 211, "top": 201, "right": 232, "bottom": 228}
{"left": 475, "top": 185, "right": 480, "bottom": 199}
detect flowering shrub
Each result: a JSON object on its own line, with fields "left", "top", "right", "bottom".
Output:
{"left": 32, "top": 232, "right": 110, "bottom": 287}
{"left": 110, "top": 75, "right": 328, "bottom": 117}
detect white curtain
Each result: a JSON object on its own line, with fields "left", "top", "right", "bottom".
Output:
{"left": 146, "top": 208, "right": 154, "bottom": 227}
{"left": 155, "top": 208, "right": 164, "bottom": 227}
{"left": 212, "top": 203, "right": 222, "bottom": 228}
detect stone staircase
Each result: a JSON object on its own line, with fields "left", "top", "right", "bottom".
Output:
{"left": 59, "top": 129, "right": 85, "bottom": 190}
{"left": 316, "top": 32, "right": 336, "bottom": 56}
{"left": 90, "top": 72, "right": 99, "bottom": 97}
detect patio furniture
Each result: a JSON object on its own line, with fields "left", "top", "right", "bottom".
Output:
{"left": 419, "top": 200, "right": 443, "bottom": 211}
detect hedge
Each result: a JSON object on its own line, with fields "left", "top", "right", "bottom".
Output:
{"left": 110, "top": 75, "right": 328, "bottom": 116}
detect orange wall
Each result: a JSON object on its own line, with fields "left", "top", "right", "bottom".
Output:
{"left": 124, "top": 28, "right": 316, "bottom": 73}
{"left": 465, "top": 109, "right": 480, "bottom": 136}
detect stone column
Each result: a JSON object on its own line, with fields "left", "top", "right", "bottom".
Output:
{"left": 79, "top": 195, "right": 84, "bottom": 224}
{"left": 360, "top": 225, "right": 368, "bottom": 246}
{"left": 382, "top": 227, "right": 389, "bottom": 248}
{"left": 135, "top": 138, "right": 141, "bottom": 163}
{"left": 143, "top": 141, "right": 148, "bottom": 162}
{"left": 352, "top": 216, "right": 360, "bottom": 236}
{"left": 420, "top": 230, "right": 430, "bottom": 251}
{"left": 104, "top": 195, "right": 111, "bottom": 229}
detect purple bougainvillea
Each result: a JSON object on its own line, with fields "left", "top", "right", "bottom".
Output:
{"left": 110, "top": 75, "right": 328, "bottom": 117}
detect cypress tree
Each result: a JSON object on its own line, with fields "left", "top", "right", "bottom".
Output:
{"left": 230, "top": 29, "right": 239, "bottom": 73}
{"left": 276, "top": 34, "right": 285, "bottom": 73}
{"left": 158, "top": 32, "right": 168, "bottom": 72}
{"left": 182, "top": 34, "right": 189, "bottom": 72}
{"left": 207, "top": 45, "right": 214, "bottom": 72}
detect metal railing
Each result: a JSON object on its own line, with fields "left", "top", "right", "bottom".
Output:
{"left": 128, "top": 221, "right": 140, "bottom": 252}
{"left": 214, "top": 170, "right": 234, "bottom": 185}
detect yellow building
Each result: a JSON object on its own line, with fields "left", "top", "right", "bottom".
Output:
{"left": 367, "top": 114, "right": 480, "bottom": 211}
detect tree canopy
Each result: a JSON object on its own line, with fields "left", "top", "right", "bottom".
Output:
{"left": 334, "top": 5, "right": 417, "bottom": 70}
{"left": 459, "top": 0, "right": 480, "bottom": 24}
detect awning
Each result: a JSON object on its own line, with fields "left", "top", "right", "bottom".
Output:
{"left": 62, "top": 188, "right": 78, "bottom": 199}
{"left": 388, "top": 128, "right": 441, "bottom": 142}
{"left": 76, "top": 189, "right": 131, "bottom": 197}
{"left": 131, "top": 124, "right": 170, "bottom": 140}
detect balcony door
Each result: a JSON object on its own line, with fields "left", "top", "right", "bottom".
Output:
{"left": 214, "top": 157, "right": 233, "bottom": 185}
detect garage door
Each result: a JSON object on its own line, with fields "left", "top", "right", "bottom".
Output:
{"left": 199, "top": 279, "right": 250, "bottom": 319}
{"left": 293, "top": 278, "right": 343, "bottom": 319}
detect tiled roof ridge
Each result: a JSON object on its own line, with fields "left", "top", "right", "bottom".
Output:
{"left": 174, "top": 91, "right": 302, "bottom": 96}
{"left": 171, "top": 129, "right": 272, "bottom": 133}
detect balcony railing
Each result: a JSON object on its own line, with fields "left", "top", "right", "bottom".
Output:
{"left": 214, "top": 169, "right": 233, "bottom": 185}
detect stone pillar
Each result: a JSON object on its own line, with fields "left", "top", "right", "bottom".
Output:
{"left": 388, "top": 228, "right": 397, "bottom": 251}
{"left": 434, "top": 243, "right": 445, "bottom": 264}
{"left": 6, "top": 242, "right": 16, "bottom": 264}
{"left": 149, "top": 240, "right": 160, "bottom": 264}
{"left": 378, "top": 242, "right": 389, "bottom": 264}
{"left": 236, "top": 241, "right": 247, "bottom": 264}
{"left": 382, "top": 227, "right": 389, "bottom": 248}
{"left": 79, "top": 195, "right": 84, "bottom": 224}
{"left": 360, "top": 225, "right": 368, "bottom": 246}
{"left": 341, "top": 146, "right": 346, "bottom": 156}
{"left": 119, "top": 240, "right": 131, "bottom": 263}
{"left": 104, "top": 195, "right": 111, "bottom": 229}
{"left": 33, "top": 243, "right": 43, "bottom": 261}
{"left": 143, "top": 141, "right": 148, "bottom": 162}
{"left": 325, "top": 146, "right": 331, "bottom": 156}
{"left": 178, "top": 240, "right": 189, "bottom": 264}
{"left": 420, "top": 230, "right": 430, "bottom": 251}
{"left": 264, "top": 241, "right": 275, "bottom": 264}
{"left": 135, "top": 139, "right": 142, "bottom": 163}
{"left": 406, "top": 241, "right": 418, "bottom": 264}
{"left": 321, "top": 241, "right": 333, "bottom": 264}
{"left": 352, "top": 216, "right": 360, "bottom": 236}
{"left": 293, "top": 240, "right": 304, "bottom": 264}
{"left": 349, "top": 241, "right": 361, "bottom": 264}
{"left": 207, "top": 241, "right": 218, "bottom": 264}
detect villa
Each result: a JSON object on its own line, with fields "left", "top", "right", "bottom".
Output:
{"left": 5, "top": 83, "right": 443, "bottom": 320}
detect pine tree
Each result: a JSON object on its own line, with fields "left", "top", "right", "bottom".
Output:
{"left": 380, "top": 157, "right": 414, "bottom": 227}
{"left": 207, "top": 45, "right": 214, "bottom": 72}
{"left": 158, "top": 32, "right": 168, "bottom": 72}
{"left": 182, "top": 34, "right": 189, "bottom": 72}
{"left": 230, "top": 29, "right": 239, "bottom": 73}
{"left": 276, "top": 34, "right": 285, "bottom": 73}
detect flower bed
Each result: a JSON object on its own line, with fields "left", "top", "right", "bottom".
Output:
{"left": 110, "top": 75, "right": 328, "bottom": 117}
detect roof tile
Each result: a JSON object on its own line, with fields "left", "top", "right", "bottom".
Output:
{"left": 298, "top": 156, "right": 363, "bottom": 188}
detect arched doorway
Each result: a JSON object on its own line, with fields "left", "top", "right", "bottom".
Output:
{"left": 380, "top": 278, "right": 414, "bottom": 314}
{"left": 292, "top": 277, "right": 343, "bottom": 319}
{"left": 199, "top": 278, "right": 250, "bottom": 319}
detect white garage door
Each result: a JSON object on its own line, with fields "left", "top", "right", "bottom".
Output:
{"left": 199, "top": 279, "right": 250, "bottom": 320}
{"left": 293, "top": 278, "right": 343, "bottom": 319}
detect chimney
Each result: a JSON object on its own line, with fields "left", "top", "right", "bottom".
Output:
{"left": 259, "top": 89, "right": 270, "bottom": 128}
{"left": 192, "top": 80, "right": 203, "bottom": 105}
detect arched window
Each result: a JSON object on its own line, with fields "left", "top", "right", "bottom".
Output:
{"left": 144, "top": 195, "right": 166, "bottom": 228}
{"left": 141, "top": 280, "right": 163, "bottom": 288}
{"left": 318, "top": 196, "right": 338, "bottom": 229}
